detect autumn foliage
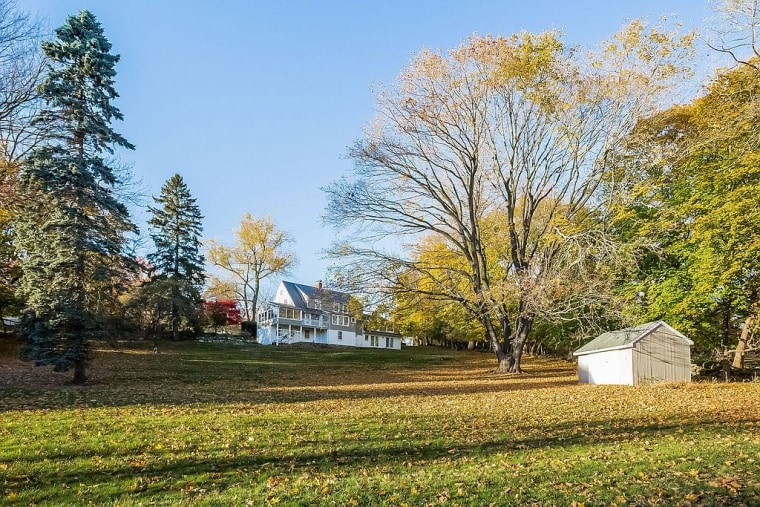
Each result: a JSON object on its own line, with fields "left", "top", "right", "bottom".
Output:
{"left": 202, "top": 299, "right": 242, "bottom": 329}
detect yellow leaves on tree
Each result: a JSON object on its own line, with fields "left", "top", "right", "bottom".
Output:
{"left": 326, "top": 19, "right": 697, "bottom": 372}
{"left": 206, "top": 214, "right": 297, "bottom": 322}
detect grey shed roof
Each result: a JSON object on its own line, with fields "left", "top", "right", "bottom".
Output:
{"left": 573, "top": 321, "right": 692, "bottom": 356}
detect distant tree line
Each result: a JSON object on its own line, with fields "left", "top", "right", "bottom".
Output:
{"left": 6, "top": 0, "right": 759, "bottom": 381}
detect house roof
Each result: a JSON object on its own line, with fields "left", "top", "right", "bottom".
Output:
{"left": 278, "top": 281, "right": 350, "bottom": 311}
{"left": 572, "top": 321, "right": 692, "bottom": 356}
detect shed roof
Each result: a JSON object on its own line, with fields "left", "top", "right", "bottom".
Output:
{"left": 573, "top": 321, "right": 692, "bottom": 357}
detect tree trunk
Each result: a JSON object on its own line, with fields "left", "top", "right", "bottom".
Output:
{"left": 507, "top": 315, "right": 533, "bottom": 373}
{"left": 733, "top": 313, "right": 756, "bottom": 369}
{"left": 485, "top": 315, "right": 510, "bottom": 371}
{"left": 73, "top": 363, "right": 86, "bottom": 384}
{"left": 171, "top": 301, "right": 179, "bottom": 341}
{"left": 491, "top": 314, "right": 533, "bottom": 373}
{"left": 496, "top": 352, "right": 511, "bottom": 372}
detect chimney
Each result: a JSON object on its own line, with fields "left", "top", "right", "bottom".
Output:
{"left": 315, "top": 280, "right": 323, "bottom": 289}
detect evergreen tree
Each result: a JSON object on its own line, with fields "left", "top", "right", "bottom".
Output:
{"left": 15, "top": 10, "right": 135, "bottom": 383}
{"left": 146, "top": 174, "right": 205, "bottom": 340}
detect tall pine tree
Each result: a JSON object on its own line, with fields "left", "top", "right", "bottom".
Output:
{"left": 15, "top": 10, "right": 135, "bottom": 383}
{"left": 147, "top": 174, "right": 205, "bottom": 341}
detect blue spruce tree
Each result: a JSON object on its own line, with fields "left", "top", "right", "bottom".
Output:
{"left": 15, "top": 10, "right": 135, "bottom": 383}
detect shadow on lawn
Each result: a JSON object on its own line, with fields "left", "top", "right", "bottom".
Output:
{"left": 241, "top": 377, "right": 578, "bottom": 405}
{"left": 0, "top": 342, "right": 579, "bottom": 411}
{"left": 0, "top": 373, "right": 578, "bottom": 411}
{"left": 9, "top": 416, "right": 760, "bottom": 505}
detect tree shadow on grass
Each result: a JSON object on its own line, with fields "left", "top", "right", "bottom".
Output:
{"left": 0, "top": 374, "right": 579, "bottom": 411}
{"left": 0, "top": 344, "right": 580, "bottom": 411}
{"left": 9, "top": 416, "right": 760, "bottom": 505}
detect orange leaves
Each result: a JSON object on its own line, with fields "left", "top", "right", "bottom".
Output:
{"left": 710, "top": 477, "right": 744, "bottom": 495}
{"left": 129, "top": 457, "right": 148, "bottom": 469}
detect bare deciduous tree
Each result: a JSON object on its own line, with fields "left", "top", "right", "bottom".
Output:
{"left": 708, "top": 0, "right": 760, "bottom": 69}
{"left": 325, "top": 22, "right": 694, "bottom": 372}
{"left": 0, "top": 0, "right": 44, "bottom": 325}
{"left": 0, "top": 0, "right": 45, "bottom": 162}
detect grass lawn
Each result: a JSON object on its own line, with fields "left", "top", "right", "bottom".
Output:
{"left": 1, "top": 338, "right": 759, "bottom": 506}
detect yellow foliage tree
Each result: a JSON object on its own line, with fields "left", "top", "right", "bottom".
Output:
{"left": 206, "top": 214, "right": 297, "bottom": 322}
{"left": 325, "top": 21, "right": 695, "bottom": 372}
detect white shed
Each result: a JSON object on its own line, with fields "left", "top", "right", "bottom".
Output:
{"left": 573, "top": 321, "right": 693, "bottom": 385}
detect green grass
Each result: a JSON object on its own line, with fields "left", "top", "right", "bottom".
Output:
{"left": 1, "top": 339, "right": 759, "bottom": 506}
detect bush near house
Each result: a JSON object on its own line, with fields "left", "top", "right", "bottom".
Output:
{"left": 202, "top": 299, "right": 242, "bottom": 332}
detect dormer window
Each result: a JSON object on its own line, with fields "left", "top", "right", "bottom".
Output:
{"left": 314, "top": 300, "right": 321, "bottom": 310}
{"left": 333, "top": 302, "right": 340, "bottom": 312}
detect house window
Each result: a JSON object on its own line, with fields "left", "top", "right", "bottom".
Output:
{"left": 314, "top": 300, "right": 321, "bottom": 310}
{"left": 338, "top": 331, "right": 343, "bottom": 340}
{"left": 333, "top": 302, "right": 340, "bottom": 312}
{"left": 341, "top": 303, "right": 348, "bottom": 314}
{"left": 278, "top": 307, "right": 301, "bottom": 320}
{"left": 386, "top": 337, "right": 393, "bottom": 348}
{"left": 351, "top": 317, "right": 356, "bottom": 324}
{"left": 331, "top": 314, "right": 350, "bottom": 327}
{"left": 370, "top": 335, "right": 379, "bottom": 347}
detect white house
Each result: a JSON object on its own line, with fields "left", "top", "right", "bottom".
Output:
{"left": 256, "top": 281, "right": 403, "bottom": 350}
{"left": 573, "top": 321, "right": 693, "bottom": 385}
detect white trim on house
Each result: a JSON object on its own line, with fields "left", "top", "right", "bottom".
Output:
{"left": 257, "top": 281, "right": 403, "bottom": 350}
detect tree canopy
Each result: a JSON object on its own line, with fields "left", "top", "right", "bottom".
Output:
{"left": 325, "top": 22, "right": 695, "bottom": 371}
{"left": 144, "top": 173, "right": 205, "bottom": 340}
{"left": 612, "top": 58, "right": 760, "bottom": 360}
{"left": 207, "top": 214, "right": 297, "bottom": 322}
{"left": 15, "top": 10, "right": 135, "bottom": 383}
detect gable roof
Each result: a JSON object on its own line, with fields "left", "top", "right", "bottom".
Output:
{"left": 573, "top": 321, "right": 692, "bottom": 357}
{"left": 277, "top": 281, "right": 350, "bottom": 311}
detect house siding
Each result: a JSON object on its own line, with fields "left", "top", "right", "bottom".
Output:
{"left": 258, "top": 281, "right": 403, "bottom": 350}
{"left": 356, "top": 332, "right": 402, "bottom": 350}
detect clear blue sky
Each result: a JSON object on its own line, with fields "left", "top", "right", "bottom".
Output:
{"left": 21, "top": 0, "right": 714, "bottom": 291}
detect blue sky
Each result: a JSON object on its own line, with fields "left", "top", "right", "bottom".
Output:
{"left": 21, "top": 0, "right": 714, "bottom": 290}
